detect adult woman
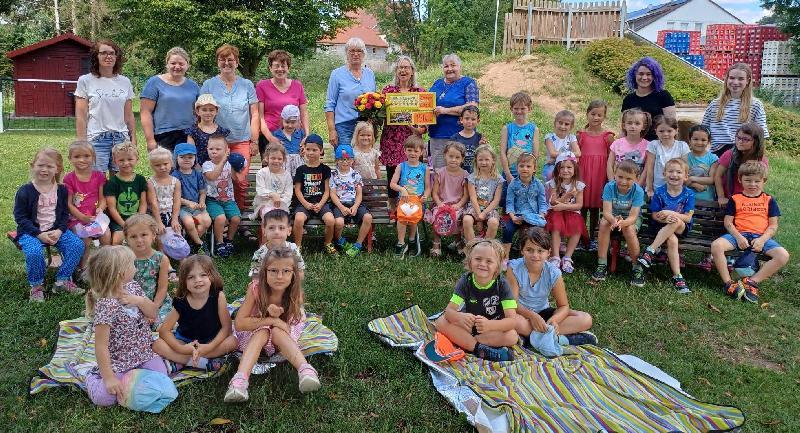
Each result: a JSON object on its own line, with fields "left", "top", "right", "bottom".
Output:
{"left": 75, "top": 39, "right": 136, "bottom": 173}
{"left": 621, "top": 57, "right": 676, "bottom": 141}
{"left": 701, "top": 63, "right": 769, "bottom": 157}
{"left": 380, "top": 56, "right": 426, "bottom": 210}
{"left": 256, "top": 49, "right": 310, "bottom": 155}
{"left": 200, "top": 44, "right": 259, "bottom": 211}
{"left": 428, "top": 54, "right": 479, "bottom": 169}
{"left": 140, "top": 47, "right": 200, "bottom": 152}
{"left": 324, "top": 37, "right": 376, "bottom": 147}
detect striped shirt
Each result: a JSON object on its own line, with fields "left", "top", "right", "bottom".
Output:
{"left": 701, "top": 98, "right": 769, "bottom": 152}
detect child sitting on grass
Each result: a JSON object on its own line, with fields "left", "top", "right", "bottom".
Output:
{"left": 507, "top": 227, "right": 595, "bottom": 346}
{"left": 711, "top": 161, "right": 789, "bottom": 304}
{"left": 434, "top": 238, "right": 519, "bottom": 362}
{"left": 330, "top": 145, "right": 373, "bottom": 256}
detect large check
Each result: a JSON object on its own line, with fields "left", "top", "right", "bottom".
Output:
{"left": 386, "top": 92, "right": 437, "bottom": 126}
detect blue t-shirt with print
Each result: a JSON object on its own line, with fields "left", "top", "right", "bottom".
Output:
{"left": 273, "top": 128, "right": 305, "bottom": 155}
{"left": 687, "top": 151, "right": 719, "bottom": 202}
{"left": 649, "top": 184, "right": 695, "bottom": 230}
{"left": 510, "top": 258, "right": 561, "bottom": 313}
{"left": 399, "top": 161, "right": 427, "bottom": 196}
{"left": 602, "top": 181, "right": 645, "bottom": 218}
{"left": 506, "top": 122, "right": 537, "bottom": 177}
{"left": 449, "top": 131, "right": 482, "bottom": 173}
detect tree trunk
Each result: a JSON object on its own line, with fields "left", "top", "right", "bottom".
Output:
{"left": 71, "top": 0, "right": 77, "bottom": 34}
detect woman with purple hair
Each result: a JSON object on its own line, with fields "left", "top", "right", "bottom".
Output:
{"left": 621, "top": 57, "right": 676, "bottom": 141}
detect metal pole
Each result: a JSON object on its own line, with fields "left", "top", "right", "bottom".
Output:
{"left": 526, "top": 2, "right": 533, "bottom": 55}
{"left": 619, "top": 0, "right": 626, "bottom": 38}
{"left": 566, "top": 4, "right": 573, "bottom": 50}
{"left": 0, "top": 90, "right": 5, "bottom": 133}
{"left": 493, "top": 0, "right": 501, "bottom": 57}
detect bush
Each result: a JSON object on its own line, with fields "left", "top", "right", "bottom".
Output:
{"left": 764, "top": 104, "right": 800, "bottom": 154}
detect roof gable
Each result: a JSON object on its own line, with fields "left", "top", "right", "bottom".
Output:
{"left": 6, "top": 32, "right": 93, "bottom": 59}
{"left": 318, "top": 10, "right": 389, "bottom": 48}
{"left": 627, "top": 0, "right": 743, "bottom": 27}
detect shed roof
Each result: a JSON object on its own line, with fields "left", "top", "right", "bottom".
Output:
{"left": 6, "top": 32, "right": 93, "bottom": 59}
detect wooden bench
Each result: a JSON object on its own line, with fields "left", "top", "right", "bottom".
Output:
{"left": 6, "top": 230, "right": 57, "bottom": 268}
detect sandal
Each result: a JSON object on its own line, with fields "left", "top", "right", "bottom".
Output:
{"left": 561, "top": 257, "right": 575, "bottom": 274}
{"left": 430, "top": 240, "right": 442, "bottom": 257}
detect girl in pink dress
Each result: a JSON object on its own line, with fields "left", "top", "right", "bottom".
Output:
{"left": 425, "top": 142, "right": 469, "bottom": 257}
{"left": 577, "top": 100, "right": 614, "bottom": 244}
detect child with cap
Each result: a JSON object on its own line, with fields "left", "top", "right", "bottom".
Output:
{"left": 292, "top": 134, "right": 336, "bottom": 252}
{"left": 330, "top": 144, "right": 373, "bottom": 256}
{"left": 273, "top": 104, "right": 305, "bottom": 178}
{"left": 203, "top": 134, "right": 241, "bottom": 257}
{"left": 172, "top": 142, "right": 212, "bottom": 253}
{"left": 185, "top": 94, "right": 231, "bottom": 166}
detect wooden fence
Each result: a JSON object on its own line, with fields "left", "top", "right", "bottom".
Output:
{"left": 503, "top": 0, "right": 625, "bottom": 54}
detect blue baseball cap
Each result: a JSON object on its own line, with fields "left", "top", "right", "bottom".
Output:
{"left": 305, "top": 133, "right": 324, "bottom": 147}
{"left": 228, "top": 152, "right": 246, "bottom": 172}
{"left": 335, "top": 144, "right": 355, "bottom": 160}
{"left": 174, "top": 142, "right": 197, "bottom": 157}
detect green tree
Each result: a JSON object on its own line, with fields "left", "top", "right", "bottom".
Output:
{"left": 107, "top": 0, "right": 366, "bottom": 79}
{"left": 371, "top": 0, "right": 426, "bottom": 61}
{"left": 761, "top": 0, "right": 799, "bottom": 72}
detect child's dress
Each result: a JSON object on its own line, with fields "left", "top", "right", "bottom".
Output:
{"left": 233, "top": 280, "right": 306, "bottom": 357}
{"left": 252, "top": 167, "right": 293, "bottom": 218}
{"left": 544, "top": 179, "right": 588, "bottom": 237}
{"left": 577, "top": 130, "right": 613, "bottom": 209}
{"left": 542, "top": 132, "right": 577, "bottom": 180}
{"left": 149, "top": 177, "right": 177, "bottom": 226}
{"left": 354, "top": 146, "right": 381, "bottom": 179}
{"left": 184, "top": 124, "right": 230, "bottom": 166}
{"left": 273, "top": 128, "right": 305, "bottom": 178}
{"left": 425, "top": 167, "right": 468, "bottom": 223}
{"left": 464, "top": 173, "right": 504, "bottom": 220}
{"left": 647, "top": 139, "right": 690, "bottom": 189}
{"left": 134, "top": 250, "right": 172, "bottom": 325}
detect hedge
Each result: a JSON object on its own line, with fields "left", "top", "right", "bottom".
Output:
{"left": 584, "top": 38, "right": 800, "bottom": 154}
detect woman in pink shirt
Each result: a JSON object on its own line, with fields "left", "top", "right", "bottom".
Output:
{"left": 256, "top": 50, "right": 310, "bottom": 156}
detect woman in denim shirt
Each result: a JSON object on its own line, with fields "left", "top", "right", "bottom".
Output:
{"left": 324, "top": 37, "right": 376, "bottom": 148}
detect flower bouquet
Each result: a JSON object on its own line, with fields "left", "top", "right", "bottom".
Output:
{"left": 354, "top": 92, "right": 387, "bottom": 126}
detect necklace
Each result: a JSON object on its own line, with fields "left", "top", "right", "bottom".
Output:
{"left": 439, "top": 78, "right": 458, "bottom": 100}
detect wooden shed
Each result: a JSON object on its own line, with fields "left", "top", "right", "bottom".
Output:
{"left": 5, "top": 33, "right": 92, "bottom": 117}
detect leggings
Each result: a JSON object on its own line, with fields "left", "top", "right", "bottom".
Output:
{"left": 18, "top": 231, "right": 84, "bottom": 287}
{"left": 85, "top": 356, "right": 168, "bottom": 407}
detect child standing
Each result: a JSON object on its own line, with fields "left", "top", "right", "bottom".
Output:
{"left": 449, "top": 106, "right": 484, "bottom": 173}
{"left": 463, "top": 145, "right": 504, "bottom": 242}
{"left": 172, "top": 143, "right": 212, "bottom": 254}
{"left": 203, "top": 134, "right": 240, "bottom": 257}
{"left": 274, "top": 104, "right": 305, "bottom": 178}
{"left": 644, "top": 115, "right": 689, "bottom": 198}
{"left": 500, "top": 92, "right": 540, "bottom": 184}
{"left": 104, "top": 142, "right": 148, "bottom": 245}
{"left": 226, "top": 247, "right": 321, "bottom": 402}
{"left": 64, "top": 140, "right": 110, "bottom": 269}
{"left": 83, "top": 246, "right": 171, "bottom": 407}
{"left": 427, "top": 142, "right": 468, "bottom": 257}
{"left": 351, "top": 121, "right": 381, "bottom": 180}
{"left": 253, "top": 144, "right": 293, "bottom": 218}
{"left": 711, "top": 161, "right": 789, "bottom": 303}
{"left": 544, "top": 153, "right": 586, "bottom": 274}
{"left": 153, "top": 255, "right": 238, "bottom": 371}
{"left": 607, "top": 108, "right": 650, "bottom": 185}
{"left": 292, "top": 134, "right": 336, "bottom": 251}
{"left": 249, "top": 209, "right": 306, "bottom": 280}
{"left": 507, "top": 227, "right": 595, "bottom": 345}
{"left": 592, "top": 160, "right": 646, "bottom": 287}
{"left": 714, "top": 122, "right": 769, "bottom": 206}
{"left": 14, "top": 148, "right": 85, "bottom": 301}
{"left": 185, "top": 94, "right": 230, "bottom": 166}
{"left": 502, "top": 153, "right": 548, "bottom": 261}
{"left": 542, "top": 110, "right": 580, "bottom": 181}
{"left": 638, "top": 159, "right": 695, "bottom": 293}
{"left": 147, "top": 148, "right": 182, "bottom": 235}
{"left": 330, "top": 145, "right": 373, "bottom": 256}
{"left": 389, "top": 135, "right": 430, "bottom": 259}
{"left": 124, "top": 214, "right": 173, "bottom": 325}
{"left": 577, "top": 100, "right": 615, "bottom": 245}
{"left": 434, "top": 239, "right": 518, "bottom": 362}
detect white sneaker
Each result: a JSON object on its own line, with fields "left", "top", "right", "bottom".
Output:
{"left": 224, "top": 373, "right": 249, "bottom": 403}
{"left": 298, "top": 363, "right": 321, "bottom": 394}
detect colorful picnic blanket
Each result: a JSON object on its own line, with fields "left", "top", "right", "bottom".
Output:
{"left": 30, "top": 299, "right": 337, "bottom": 395}
{"left": 368, "top": 305, "right": 745, "bottom": 433}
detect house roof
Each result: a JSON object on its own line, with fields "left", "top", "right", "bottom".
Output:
{"left": 6, "top": 32, "right": 93, "bottom": 59}
{"left": 318, "top": 10, "right": 389, "bottom": 48}
{"left": 627, "top": 0, "right": 743, "bottom": 27}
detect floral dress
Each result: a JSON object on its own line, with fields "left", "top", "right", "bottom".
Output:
{"left": 134, "top": 250, "right": 172, "bottom": 325}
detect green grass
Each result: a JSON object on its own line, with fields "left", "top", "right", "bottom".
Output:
{"left": 1, "top": 51, "right": 799, "bottom": 432}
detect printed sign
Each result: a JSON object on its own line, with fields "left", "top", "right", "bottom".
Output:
{"left": 386, "top": 92, "right": 437, "bottom": 126}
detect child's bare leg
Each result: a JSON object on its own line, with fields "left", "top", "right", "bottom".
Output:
{"left": 433, "top": 316, "right": 477, "bottom": 351}
{"left": 397, "top": 222, "right": 407, "bottom": 244}
{"left": 80, "top": 237, "right": 92, "bottom": 267}
{"left": 271, "top": 327, "right": 307, "bottom": 370}
{"left": 213, "top": 215, "right": 227, "bottom": 243}
{"left": 293, "top": 213, "right": 307, "bottom": 245}
{"left": 408, "top": 223, "right": 418, "bottom": 241}
{"left": 322, "top": 213, "right": 335, "bottom": 244}
{"left": 556, "top": 310, "right": 593, "bottom": 335}
{"left": 514, "top": 315, "right": 534, "bottom": 337}
{"left": 462, "top": 215, "right": 476, "bottom": 241}
{"left": 475, "top": 330, "right": 518, "bottom": 348}
{"left": 596, "top": 219, "right": 612, "bottom": 260}
{"left": 622, "top": 225, "right": 640, "bottom": 258}
{"left": 205, "top": 336, "right": 239, "bottom": 358}
{"left": 112, "top": 230, "right": 125, "bottom": 245}
{"left": 237, "top": 329, "right": 270, "bottom": 375}
{"left": 486, "top": 217, "right": 499, "bottom": 239}
{"left": 711, "top": 238, "right": 735, "bottom": 283}
{"left": 334, "top": 217, "right": 345, "bottom": 240}
{"left": 565, "top": 234, "right": 581, "bottom": 258}
{"left": 648, "top": 220, "right": 685, "bottom": 251}
{"left": 153, "top": 339, "right": 193, "bottom": 364}
{"left": 751, "top": 247, "right": 790, "bottom": 283}
{"left": 356, "top": 214, "right": 372, "bottom": 244}
{"left": 99, "top": 230, "right": 111, "bottom": 246}
{"left": 182, "top": 214, "right": 202, "bottom": 244}
{"left": 551, "top": 231, "right": 562, "bottom": 259}
{"left": 197, "top": 213, "right": 212, "bottom": 236}
{"left": 666, "top": 235, "right": 681, "bottom": 276}
{"left": 227, "top": 216, "right": 241, "bottom": 241}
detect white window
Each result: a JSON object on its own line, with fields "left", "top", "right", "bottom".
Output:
{"left": 695, "top": 22, "right": 702, "bottom": 31}
{"left": 680, "top": 22, "right": 689, "bottom": 30}
{"left": 667, "top": 21, "right": 676, "bottom": 28}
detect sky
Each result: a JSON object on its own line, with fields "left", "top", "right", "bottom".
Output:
{"left": 618, "top": 0, "right": 770, "bottom": 23}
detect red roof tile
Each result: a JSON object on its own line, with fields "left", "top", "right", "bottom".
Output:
{"left": 319, "top": 10, "right": 388, "bottom": 48}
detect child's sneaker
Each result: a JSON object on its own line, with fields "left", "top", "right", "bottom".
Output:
{"left": 630, "top": 267, "right": 645, "bottom": 287}
{"left": 394, "top": 243, "right": 408, "bottom": 259}
{"left": 54, "top": 280, "right": 84, "bottom": 295}
{"left": 474, "top": 343, "right": 513, "bottom": 362}
{"left": 206, "top": 357, "right": 226, "bottom": 373}
{"left": 696, "top": 255, "right": 713, "bottom": 271}
{"left": 591, "top": 263, "right": 608, "bottom": 281}
{"left": 561, "top": 257, "right": 575, "bottom": 274}
{"left": 345, "top": 243, "right": 362, "bottom": 257}
{"left": 723, "top": 280, "right": 745, "bottom": 300}
{"left": 637, "top": 249, "right": 654, "bottom": 268}
{"left": 325, "top": 243, "right": 338, "bottom": 255}
{"left": 215, "top": 243, "right": 230, "bottom": 258}
{"left": 224, "top": 241, "right": 235, "bottom": 255}
{"left": 739, "top": 277, "right": 759, "bottom": 304}
{"left": 564, "top": 331, "right": 598, "bottom": 346}
{"left": 29, "top": 285, "right": 45, "bottom": 302}
{"left": 672, "top": 276, "right": 691, "bottom": 294}
{"left": 547, "top": 256, "right": 561, "bottom": 268}
{"left": 224, "top": 372, "right": 249, "bottom": 403}
{"left": 297, "top": 363, "right": 321, "bottom": 393}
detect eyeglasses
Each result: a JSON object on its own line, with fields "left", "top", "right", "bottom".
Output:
{"left": 347, "top": 50, "right": 364, "bottom": 55}
{"left": 99, "top": 51, "right": 117, "bottom": 57}
{"left": 217, "top": 58, "right": 237, "bottom": 64}
{"left": 736, "top": 135, "right": 754, "bottom": 143}
{"left": 397, "top": 65, "right": 412, "bottom": 70}
{"left": 266, "top": 268, "right": 294, "bottom": 277}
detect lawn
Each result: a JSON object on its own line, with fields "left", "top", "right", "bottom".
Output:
{"left": 1, "top": 52, "right": 798, "bottom": 432}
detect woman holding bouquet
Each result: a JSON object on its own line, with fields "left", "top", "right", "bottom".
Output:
{"left": 324, "top": 37, "right": 376, "bottom": 147}
{"left": 381, "top": 56, "right": 427, "bottom": 213}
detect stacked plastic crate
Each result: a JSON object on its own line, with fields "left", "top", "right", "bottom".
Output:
{"left": 704, "top": 24, "right": 790, "bottom": 85}
{"left": 704, "top": 24, "right": 736, "bottom": 80}
{"left": 761, "top": 41, "right": 799, "bottom": 105}
{"left": 656, "top": 30, "right": 703, "bottom": 68}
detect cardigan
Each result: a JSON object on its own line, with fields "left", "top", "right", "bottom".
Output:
{"left": 13, "top": 183, "right": 70, "bottom": 240}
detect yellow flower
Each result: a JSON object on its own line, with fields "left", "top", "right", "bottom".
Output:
{"left": 358, "top": 104, "right": 366, "bottom": 111}
{"left": 374, "top": 101, "right": 382, "bottom": 109}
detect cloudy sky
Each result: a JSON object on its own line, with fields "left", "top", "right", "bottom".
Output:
{"left": 621, "top": 0, "right": 770, "bottom": 23}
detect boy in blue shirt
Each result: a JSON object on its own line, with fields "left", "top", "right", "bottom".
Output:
{"left": 172, "top": 142, "right": 211, "bottom": 254}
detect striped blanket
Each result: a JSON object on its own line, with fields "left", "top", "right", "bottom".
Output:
{"left": 368, "top": 305, "right": 745, "bottom": 433}
{"left": 30, "top": 299, "right": 338, "bottom": 395}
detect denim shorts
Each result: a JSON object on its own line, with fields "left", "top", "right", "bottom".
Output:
{"left": 174, "top": 330, "right": 212, "bottom": 345}
{"left": 720, "top": 232, "right": 781, "bottom": 253}
{"left": 179, "top": 206, "right": 207, "bottom": 220}
{"left": 90, "top": 131, "right": 129, "bottom": 173}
